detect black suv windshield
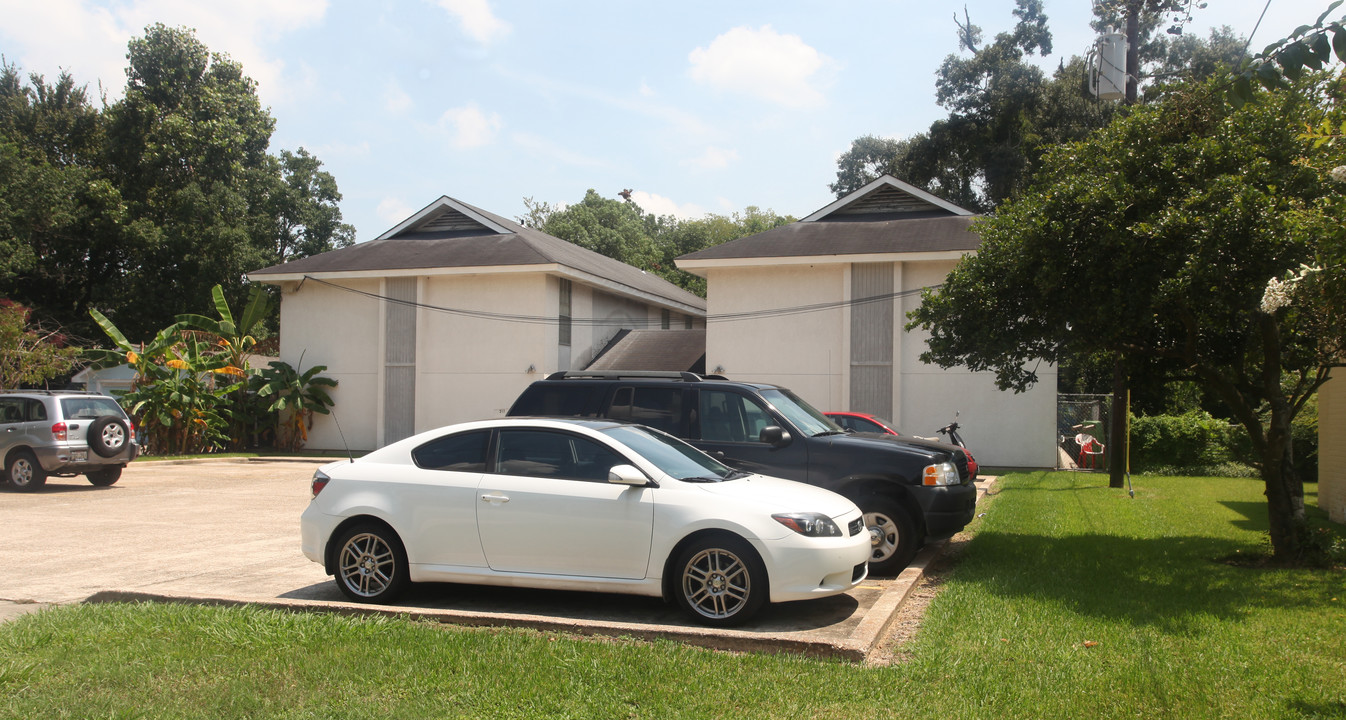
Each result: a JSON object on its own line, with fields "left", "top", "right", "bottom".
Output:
{"left": 760, "top": 388, "right": 842, "bottom": 437}
{"left": 600, "top": 425, "right": 738, "bottom": 481}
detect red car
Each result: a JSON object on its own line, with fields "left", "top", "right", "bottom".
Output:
{"left": 825, "top": 411, "right": 979, "bottom": 479}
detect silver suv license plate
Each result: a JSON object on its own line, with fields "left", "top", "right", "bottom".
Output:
{"left": 72, "top": 450, "right": 87, "bottom": 462}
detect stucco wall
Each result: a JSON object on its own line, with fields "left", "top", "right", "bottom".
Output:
{"left": 277, "top": 278, "right": 382, "bottom": 451}
{"left": 1320, "top": 370, "right": 1345, "bottom": 524}
{"left": 418, "top": 273, "right": 552, "bottom": 431}
{"left": 705, "top": 264, "right": 846, "bottom": 408}
{"left": 280, "top": 271, "right": 702, "bottom": 452}
{"left": 700, "top": 259, "right": 1057, "bottom": 468}
{"left": 900, "top": 262, "right": 1058, "bottom": 468}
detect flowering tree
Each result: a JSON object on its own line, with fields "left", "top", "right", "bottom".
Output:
{"left": 908, "top": 76, "right": 1346, "bottom": 564}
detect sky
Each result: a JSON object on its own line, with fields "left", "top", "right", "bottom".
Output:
{"left": 0, "top": 0, "right": 1333, "bottom": 242}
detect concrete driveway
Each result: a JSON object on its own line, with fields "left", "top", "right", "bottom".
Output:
{"left": 0, "top": 458, "right": 961, "bottom": 661}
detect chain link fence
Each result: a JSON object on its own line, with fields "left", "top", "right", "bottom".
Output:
{"left": 1058, "top": 393, "right": 1111, "bottom": 471}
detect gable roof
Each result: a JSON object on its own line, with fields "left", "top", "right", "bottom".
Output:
{"left": 250, "top": 196, "right": 705, "bottom": 314}
{"left": 677, "top": 175, "right": 981, "bottom": 265}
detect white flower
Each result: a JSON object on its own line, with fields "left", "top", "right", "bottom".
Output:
{"left": 1331, "top": 166, "right": 1346, "bottom": 183}
{"left": 1260, "top": 276, "right": 1293, "bottom": 313}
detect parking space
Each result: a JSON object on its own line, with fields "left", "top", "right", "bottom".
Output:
{"left": 1, "top": 458, "right": 948, "bottom": 660}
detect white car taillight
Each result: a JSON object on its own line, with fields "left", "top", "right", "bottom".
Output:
{"left": 311, "top": 469, "right": 331, "bottom": 497}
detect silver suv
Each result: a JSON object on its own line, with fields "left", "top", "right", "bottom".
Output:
{"left": 0, "top": 391, "right": 139, "bottom": 491}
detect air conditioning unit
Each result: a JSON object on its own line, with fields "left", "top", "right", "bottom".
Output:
{"left": 1088, "top": 30, "right": 1127, "bottom": 101}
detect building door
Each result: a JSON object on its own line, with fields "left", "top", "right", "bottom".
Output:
{"left": 850, "top": 263, "right": 894, "bottom": 419}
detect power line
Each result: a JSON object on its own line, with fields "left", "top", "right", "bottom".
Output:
{"left": 300, "top": 275, "right": 941, "bottom": 327}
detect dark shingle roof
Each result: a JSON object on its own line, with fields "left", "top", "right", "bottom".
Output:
{"left": 677, "top": 215, "right": 981, "bottom": 261}
{"left": 251, "top": 197, "right": 705, "bottom": 312}
{"left": 585, "top": 330, "right": 706, "bottom": 372}
{"left": 677, "top": 175, "right": 982, "bottom": 264}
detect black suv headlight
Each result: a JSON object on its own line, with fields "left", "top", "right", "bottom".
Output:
{"left": 772, "top": 512, "right": 842, "bottom": 537}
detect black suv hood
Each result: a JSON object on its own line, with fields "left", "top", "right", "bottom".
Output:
{"left": 821, "top": 431, "right": 952, "bottom": 461}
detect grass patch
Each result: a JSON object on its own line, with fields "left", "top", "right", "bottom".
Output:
{"left": 2, "top": 473, "right": 1342, "bottom": 719}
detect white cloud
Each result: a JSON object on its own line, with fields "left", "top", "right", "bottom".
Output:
{"left": 683, "top": 146, "right": 738, "bottom": 170}
{"left": 435, "top": 0, "right": 510, "bottom": 44}
{"left": 688, "top": 25, "right": 835, "bottom": 108}
{"left": 377, "top": 197, "right": 415, "bottom": 225}
{"left": 436, "top": 103, "right": 502, "bottom": 148}
{"left": 0, "top": 0, "right": 328, "bottom": 104}
{"left": 630, "top": 191, "right": 706, "bottom": 220}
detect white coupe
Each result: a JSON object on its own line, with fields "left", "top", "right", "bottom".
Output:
{"left": 301, "top": 417, "right": 871, "bottom": 625}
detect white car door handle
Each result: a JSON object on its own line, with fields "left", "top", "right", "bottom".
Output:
{"left": 480, "top": 492, "right": 510, "bottom": 504}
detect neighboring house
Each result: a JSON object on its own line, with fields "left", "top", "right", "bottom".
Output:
{"left": 248, "top": 195, "right": 706, "bottom": 451}
{"left": 1320, "top": 369, "right": 1345, "bottom": 523}
{"left": 70, "top": 363, "right": 137, "bottom": 395}
{"left": 676, "top": 175, "right": 1057, "bottom": 468}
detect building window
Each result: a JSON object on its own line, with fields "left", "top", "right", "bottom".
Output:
{"left": 661, "top": 309, "right": 671, "bottom": 329}
{"left": 559, "top": 279, "right": 572, "bottom": 347}
{"left": 684, "top": 315, "right": 693, "bottom": 329}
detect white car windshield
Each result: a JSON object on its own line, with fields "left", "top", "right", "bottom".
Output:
{"left": 600, "top": 425, "right": 741, "bottom": 482}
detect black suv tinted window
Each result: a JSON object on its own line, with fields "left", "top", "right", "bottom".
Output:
{"left": 697, "top": 390, "right": 773, "bottom": 443}
{"left": 608, "top": 387, "right": 683, "bottom": 435}
{"left": 510, "top": 386, "right": 595, "bottom": 417}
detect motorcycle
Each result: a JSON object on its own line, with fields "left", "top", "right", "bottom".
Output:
{"left": 935, "top": 413, "right": 979, "bottom": 480}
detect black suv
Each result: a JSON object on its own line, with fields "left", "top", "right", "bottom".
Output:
{"left": 0, "top": 391, "right": 139, "bottom": 491}
{"left": 507, "top": 371, "right": 977, "bottom": 574}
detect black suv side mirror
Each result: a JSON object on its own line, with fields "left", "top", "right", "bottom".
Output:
{"left": 759, "top": 426, "right": 791, "bottom": 448}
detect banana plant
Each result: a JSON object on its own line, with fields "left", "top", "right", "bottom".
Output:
{"left": 252, "top": 359, "right": 338, "bottom": 451}
{"left": 176, "top": 284, "right": 272, "bottom": 376}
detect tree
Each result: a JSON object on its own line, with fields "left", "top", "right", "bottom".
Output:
{"left": 907, "top": 77, "right": 1344, "bottom": 563}
{"left": 0, "top": 64, "right": 133, "bottom": 338}
{"left": 521, "top": 191, "right": 792, "bottom": 295}
{"left": 831, "top": 1, "right": 1117, "bottom": 211}
{"left": 0, "top": 299, "right": 78, "bottom": 387}
{"left": 261, "top": 148, "right": 355, "bottom": 263}
{"left": 0, "top": 25, "right": 357, "bottom": 342}
{"left": 1225, "top": 1, "right": 1346, "bottom": 107}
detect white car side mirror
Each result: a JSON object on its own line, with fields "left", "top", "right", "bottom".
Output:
{"left": 607, "top": 464, "right": 652, "bottom": 486}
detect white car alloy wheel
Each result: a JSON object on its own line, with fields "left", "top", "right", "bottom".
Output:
{"left": 676, "top": 536, "right": 766, "bottom": 626}
{"left": 336, "top": 526, "right": 407, "bottom": 603}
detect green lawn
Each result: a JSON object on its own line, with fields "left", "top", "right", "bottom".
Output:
{"left": 2, "top": 473, "right": 1342, "bottom": 719}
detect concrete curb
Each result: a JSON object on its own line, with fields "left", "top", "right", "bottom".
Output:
{"left": 80, "top": 543, "right": 942, "bottom": 663}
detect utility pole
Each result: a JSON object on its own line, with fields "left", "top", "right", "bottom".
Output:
{"left": 1108, "top": 0, "right": 1143, "bottom": 489}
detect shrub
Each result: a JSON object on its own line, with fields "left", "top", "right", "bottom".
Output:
{"left": 1130, "top": 404, "right": 1319, "bottom": 481}
{"left": 1129, "top": 411, "right": 1232, "bottom": 470}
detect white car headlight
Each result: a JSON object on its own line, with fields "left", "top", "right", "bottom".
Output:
{"left": 772, "top": 512, "right": 842, "bottom": 537}
{"left": 922, "top": 462, "right": 960, "bottom": 486}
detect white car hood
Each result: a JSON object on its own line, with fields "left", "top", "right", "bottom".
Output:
{"left": 693, "top": 474, "right": 858, "bottom": 518}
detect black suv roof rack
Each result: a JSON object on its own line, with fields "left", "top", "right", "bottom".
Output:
{"left": 545, "top": 371, "right": 727, "bottom": 382}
